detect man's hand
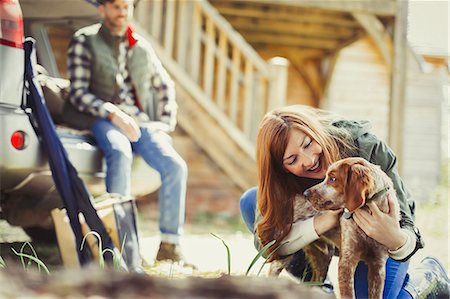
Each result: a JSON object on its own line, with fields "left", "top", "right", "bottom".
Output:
{"left": 109, "top": 109, "right": 141, "bottom": 142}
{"left": 353, "top": 194, "right": 407, "bottom": 251}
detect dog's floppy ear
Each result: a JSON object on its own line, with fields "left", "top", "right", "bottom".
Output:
{"left": 344, "top": 163, "right": 373, "bottom": 212}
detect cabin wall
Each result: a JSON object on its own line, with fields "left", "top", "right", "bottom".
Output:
{"left": 324, "top": 37, "right": 443, "bottom": 201}
{"left": 258, "top": 52, "right": 317, "bottom": 108}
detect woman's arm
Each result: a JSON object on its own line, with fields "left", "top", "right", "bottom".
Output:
{"left": 356, "top": 133, "right": 424, "bottom": 261}
{"left": 278, "top": 210, "right": 342, "bottom": 256}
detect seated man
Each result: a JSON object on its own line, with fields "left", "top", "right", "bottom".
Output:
{"left": 66, "top": 0, "right": 188, "bottom": 263}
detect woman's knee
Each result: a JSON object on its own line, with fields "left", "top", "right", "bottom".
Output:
{"left": 240, "top": 187, "right": 257, "bottom": 213}
{"left": 239, "top": 187, "right": 257, "bottom": 232}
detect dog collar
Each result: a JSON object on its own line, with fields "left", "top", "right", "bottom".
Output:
{"left": 342, "top": 186, "right": 390, "bottom": 220}
{"left": 342, "top": 208, "right": 353, "bottom": 220}
{"left": 367, "top": 186, "right": 390, "bottom": 202}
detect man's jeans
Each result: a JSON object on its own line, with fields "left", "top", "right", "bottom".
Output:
{"left": 92, "top": 119, "right": 187, "bottom": 241}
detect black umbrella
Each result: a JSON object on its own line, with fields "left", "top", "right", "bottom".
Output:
{"left": 23, "top": 38, "right": 116, "bottom": 266}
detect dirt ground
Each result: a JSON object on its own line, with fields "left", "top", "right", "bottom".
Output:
{"left": 0, "top": 184, "right": 448, "bottom": 287}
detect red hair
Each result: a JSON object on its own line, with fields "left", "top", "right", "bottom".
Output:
{"left": 256, "top": 105, "right": 355, "bottom": 259}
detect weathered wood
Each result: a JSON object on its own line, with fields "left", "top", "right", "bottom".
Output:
{"left": 352, "top": 13, "right": 393, "bottom": 69}
{"left": 203, "top": 16, "right": 216, "bottom": 98}
{"left": 132, "top": 21, "right": 256, "bottom": 158}
{"left": 244, "top": 32, "right": 342, "bottom": 50}
{"left": 267, "top": 57, "right": 289, "bottom": 111}
{"left": 175, "top": 1, "right": 189, "bottom": 68}
{"left": 243, "top": 60, "right": 254, "bottom": 136}
{"left": 163, "top": 0, "right": 175, "bottom": 56}
{"left": 388, "top": 0, "right": 408, "bottom": 175}
{"left": 199, "top": 0, "right": 271, "bottom": 76}
{"left": 224, "top": 15, "right": 358, "bottom": 39}
{"left": 150, "top": 0, "right": 163, "bottom": 42}
{"left": 176, "top": 86, "right": 257, "bottom": 191}
{"left": 0, "top": 267, "right": 333, "bottom": 299}
{"left": 210, "top": 1, "right": 361, "bottom": 27}
{"left": 229, "top": 0, "right": 398, "bottom": 16}
{"left": 229, "top": 46, "right": 241, "bottom": 124}
{"left": 189, "top": 2, "right": 202, "bottom": 83}
{"left": 216, "top": 31, "right": 228, "bottom": 110}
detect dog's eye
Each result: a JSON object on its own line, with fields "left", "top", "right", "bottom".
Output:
{"left": 328, "top": 176, "right": 336, "bottom": 184}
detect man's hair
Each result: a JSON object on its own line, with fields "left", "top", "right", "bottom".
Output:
{"left": 97, "top": 0, "right": 135, "bottom": 4}
{"left": 97, "top": 0, "right": 113, "bottom": 4}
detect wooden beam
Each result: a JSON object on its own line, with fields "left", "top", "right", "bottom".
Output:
{"left": 241, "top": 0, "right": 398, "bottom": 16}
{"left": 226, "top": 15, "right": 357, "bottom": 39}
{"left": 210, "top": 1, "right": 360, "bottom": 28}
{"left": 242, "top": 31, "right": 342, "bottom": 50}
{"left": 388, "top": 0, "right": 408, "bottom": 175}
{"left": 352, "top": 13, "right": 393, "bottom": 70}
{"left": 256, "top": 45, "right": 327, "bottom": 61}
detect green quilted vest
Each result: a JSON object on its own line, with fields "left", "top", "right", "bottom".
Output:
{"left": 64, "top": 23, "right": 156, "bottom": 130}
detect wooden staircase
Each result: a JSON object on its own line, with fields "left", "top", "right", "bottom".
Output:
{"left": 133, "top": 0, "right": 289, "bottom": 191}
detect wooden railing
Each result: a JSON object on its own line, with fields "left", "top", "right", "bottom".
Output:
{"left": 134, "top": 0, "right": 288, "bottom": 157}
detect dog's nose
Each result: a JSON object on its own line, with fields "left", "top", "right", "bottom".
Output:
{"left": 303, "top": 189, "right": 311, "bottom": 198}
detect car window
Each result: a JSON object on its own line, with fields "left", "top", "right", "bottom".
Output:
{"left": 24, "top": 19, "right": 95, "bottom": 79}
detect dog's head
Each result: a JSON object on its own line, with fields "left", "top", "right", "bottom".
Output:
{"left": 303, "top": 157, "right": 375, "bottom": 212}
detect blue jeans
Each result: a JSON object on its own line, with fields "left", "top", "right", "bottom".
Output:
{"left": 92, "top": 119, "right": 187, "bottom": 240}
{"left": 240, "top": 187, "right": 412, "bottom": 299}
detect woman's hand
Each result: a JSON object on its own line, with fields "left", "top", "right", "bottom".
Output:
{"left": 314, "top": 209, "right": 343, "bottom": 236}
{"left": 353, "top": 194, "right": 407, "bottom": 251}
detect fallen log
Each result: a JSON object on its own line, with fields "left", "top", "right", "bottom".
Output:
{"left": 0, "top": 266, "right": 334, "bottom": 298}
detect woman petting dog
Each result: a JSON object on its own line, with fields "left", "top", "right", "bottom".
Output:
{"left": 240, "top": 105, "right": 450, "bottom": 298}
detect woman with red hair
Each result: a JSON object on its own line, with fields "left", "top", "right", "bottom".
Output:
{"left": 240, "top": 105, "right": 449, "bottom": 298}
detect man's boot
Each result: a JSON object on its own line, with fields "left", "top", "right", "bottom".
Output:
{"left": 404, "top": 256, "right": 450, "bottom": 299}
{"left": 155, "top": 241, "right": 196, "bottom": 268}
{"left": 155, "top": 241, "right": 184, "bottom": 262}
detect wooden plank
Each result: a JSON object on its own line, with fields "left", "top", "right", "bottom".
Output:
{"left": 267, "top": 57, "right": 289, "bottom": 111}
{"left": 176, "top": 87, "right": 257, "bottom": 191}
{"left": 132, "top": 21, "right": 255, "bottom": 158}
{"left": 175, "top": 0, "right": 190, "bottom": 68}
{"left": 226, "top": 0, "right": 398, "bottom": 16}
{"left": 388, "top": 0, "right": 408, "bottom": 175}
{"left": 210, "top": 1, "right": 360, "bottom": 27}
{"left": 352, "top": 13, "right": 393, "bottom": 70}
{"left": 150, "top": 0, "right": 163, "bottom": 41}
{"left": 229, "top": 46, "right": 241, "bottom": 124}
{"left": 198, "top": 0, "right": 270, "bottom": 76}
{"left": 243, "top": 60, "right": 254, "bottom": 136}
{"left": 203, "top": 16, "right": 216, "bottom": 98}
{"left": 216, "top": 31, "right": 228, "bottom": 110}
{"left": 189, "top": 2, "right": 202, "bottom": 83}
{"left": 163, "top": 0, "right": 176, "bottom": 57}
{"left": 243, "top": 32, "right": 341, "bottom": 50}
{"left": 256, "top": 46, "right": 326, "bottom": 61}
{"left": 225, "top": 15, "right": 357, "bottom": 39}
{"left": 134, "top": 0, "right": 151, "bottom": 31}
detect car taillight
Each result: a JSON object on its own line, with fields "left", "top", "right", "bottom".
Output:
{"left": 0, "top": 0, "right": 24, "bottom": 48}
{"left": 11, "top": 130, "right": 27, "bottom": 150}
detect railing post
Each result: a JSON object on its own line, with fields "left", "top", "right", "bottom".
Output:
{"left": 267, "top": 57, "right": 289, "bottom": 112}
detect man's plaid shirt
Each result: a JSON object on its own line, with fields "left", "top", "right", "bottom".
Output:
{"left": 67, "top": 26, "right": 176, "bottom": 128}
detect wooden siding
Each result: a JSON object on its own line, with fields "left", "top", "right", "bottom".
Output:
{"left": 324, "top": 37, "right": 443, "bottom": 201}
{"left": 325, "top": 38, "right": 390, "bottom": 141}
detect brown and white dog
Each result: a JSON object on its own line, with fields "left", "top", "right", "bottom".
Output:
{"left": 303, "top": 157, "right": 399, "bottom": 299}
{"left": 268, "top": 195, "right": 337, "bottom": 283}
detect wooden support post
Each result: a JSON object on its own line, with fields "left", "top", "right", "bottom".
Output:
{"left": 388, "top": 0, "right": 408, "bottom": 175}
{"left": 267, "top": 57, "right": 289, "bottom": 112}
